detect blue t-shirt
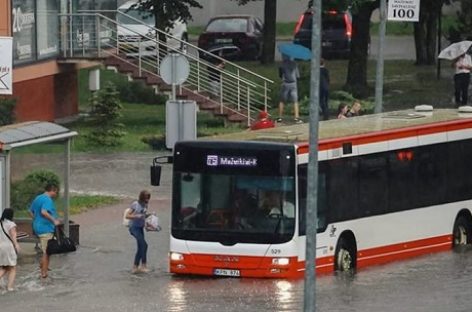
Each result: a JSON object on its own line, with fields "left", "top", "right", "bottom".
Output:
{"left": 129, "top": 200, "right": 147, "bottom": 228}
{"left": 29, "top": 193, "right": 58, "bottom": 235}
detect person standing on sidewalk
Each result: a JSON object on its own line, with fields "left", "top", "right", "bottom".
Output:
{"left": 126, "top": 190, "right": 151, "bottom": 274}
{"left": 453, "top": 52, "right": 472, "bottom": 106}
{"left": 277, "top": 54, "right": 302, "bottom": 124}
{"left": 320, "top": 58, "right": 330, "bottom": 120}
{"left": 29, "top": 183, "right": 60, "bottom": 279}
{"left": 0, "top": 208, "right": 20, "bottom": 291}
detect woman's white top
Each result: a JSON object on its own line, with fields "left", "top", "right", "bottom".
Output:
{"left": 455, "top": 54, "right": 472, "bottom": 74}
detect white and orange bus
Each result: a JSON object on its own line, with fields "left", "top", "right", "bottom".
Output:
{"left": 162, "top": 108, "right": 472, "bottom": 278}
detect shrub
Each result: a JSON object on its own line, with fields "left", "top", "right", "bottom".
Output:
{"left": 10, "top": 170, "right": 60, "bottom": 211}
{"left": 85, "top": 81, "right": 126, "bottom": 146}
{"left": 0, "top": 97, "right": 16, "bottom": 126}
{"left": 141, "top": 134, "right": 166, "bottom": 150}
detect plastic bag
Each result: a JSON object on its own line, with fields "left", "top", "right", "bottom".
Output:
{"left": 145, "top": 214, "right": 161, "bottom": 232}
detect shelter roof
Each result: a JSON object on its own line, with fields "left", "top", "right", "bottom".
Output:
{"left": 0, "top": 121, "right": 77, "bottom": 150}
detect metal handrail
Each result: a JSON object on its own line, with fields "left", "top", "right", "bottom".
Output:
{"left": 59, "top": 12, "right": 274, "bottom": 126}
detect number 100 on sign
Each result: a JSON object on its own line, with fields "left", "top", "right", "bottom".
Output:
{"left": 387, "top": 0, "right": 420, "bottom": 22}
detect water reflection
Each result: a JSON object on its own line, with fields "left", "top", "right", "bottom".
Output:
{"left": 167, "top": 280, "right": 188, "bottom": 312}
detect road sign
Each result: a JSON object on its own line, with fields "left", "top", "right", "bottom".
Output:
{"left": 160, "top": 53, "right": 190, "bottom": 85}
{"left": 0, "top": 37, "right": 13, "bottom": 95}
{"left": 387, "top": 0, "right": 420, "bottom": 22}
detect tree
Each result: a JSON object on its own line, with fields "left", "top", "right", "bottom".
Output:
{"left": 133, "top": 0, "right": 202, "bottom": 44}
{"left": 234, "top": 0, "right": 277, "bottom": 64}
{"left": 414, "top": 0, "right": 445, "bottom": 65}
{"left": 86, "top": 82, "right": 126, "bottom": 147}
{"left": 344, "top": 0, "right": 379, "bottom": 97}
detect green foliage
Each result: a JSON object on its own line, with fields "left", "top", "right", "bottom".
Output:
{"left": 85, "top": 81, "right": 126, "bottom": 146}
{"left": 0, "top": 97, "right": 16, "bottom": 126}
{"left": 79, "top": 68, "right": 166, "bottom": 106}
{"left": 447, "top": 0, "right": 472, "bottom": 42}
{"left": 10, "top": 170, "right": 60, "bottom": 211}
{"left": 141, "top": 134, "right": 166, "bottom": 150}
{"left": 134, "top": 0, "right": 202, "bottom": 31}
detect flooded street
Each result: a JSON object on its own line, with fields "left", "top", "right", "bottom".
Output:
{"left": 3, "top": 152, "right": 472, "bottom": 311}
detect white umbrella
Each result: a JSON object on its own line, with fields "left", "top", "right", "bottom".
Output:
{"left": 438, "top": 41, "right": 472, "bottom": 60}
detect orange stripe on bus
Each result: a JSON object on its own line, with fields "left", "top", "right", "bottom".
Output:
{"left": 297, "top": 119, "right": 472, "bottom": 155}
{"left": 170, "top": 234, "right": 454, "bottom": 278}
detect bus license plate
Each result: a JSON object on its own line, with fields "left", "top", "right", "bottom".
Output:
{"left": 213, "top": 268, "right": 240, "bottom": 277}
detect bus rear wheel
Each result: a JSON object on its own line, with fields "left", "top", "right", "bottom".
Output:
{"left": 335, "top": 238, "right": 356, "bottom": 272}
{"left": 453, "top": 216, "right": 472, "bottom": 247}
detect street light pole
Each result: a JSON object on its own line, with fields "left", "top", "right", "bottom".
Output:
{"left": 304, "top": 0, "right": 321, "bottom": 310}
{"left": 374, "top": 0, "right": 387, "bottom": 113}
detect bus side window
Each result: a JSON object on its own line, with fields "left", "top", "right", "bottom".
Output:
{"left": 415, "top": 145, "right": 447, "bottom": 207}
{"left": 329, "top": 158, "right": 359, "bottom": 221}
{"left": 359, "top": 155, "right": 388, "bottom": 216}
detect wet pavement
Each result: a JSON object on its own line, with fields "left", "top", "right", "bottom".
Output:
{"left": 3, "top": 152, "right": 472, "bottom": 311}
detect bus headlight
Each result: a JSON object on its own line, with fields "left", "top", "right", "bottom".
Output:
{"left": 272, "top": 257, "right": 290, "bottom": 266}
{"left": 170, "top": 252, "right": 184, "bottom": 261}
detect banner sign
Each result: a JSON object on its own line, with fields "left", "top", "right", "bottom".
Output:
{"left": 0, "top": 37, "right": 13, "bottom": 95}
{"left": 388, "top": 0, "right": 420, "bottom": 22}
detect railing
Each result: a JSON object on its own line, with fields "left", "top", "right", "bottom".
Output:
{"left": 59, "top": 12, "right": 274, "bottom": 126}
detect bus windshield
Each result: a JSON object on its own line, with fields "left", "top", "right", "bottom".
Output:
{"left": 172, "top": 171, "right": 296, "bottom": 244}
{"left": 171, "top": 141, "right": 297, "bottom": 244}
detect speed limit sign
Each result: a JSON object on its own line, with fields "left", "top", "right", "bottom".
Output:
{"left": 388, "top": 0, "right": 420, "bottom": 22}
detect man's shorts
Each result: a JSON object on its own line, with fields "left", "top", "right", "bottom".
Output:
{"left": 280, "top": 83, "right": 298, "bottom": 103}
{"left": 38, "top": 233, "right": 54, "bottom": 254}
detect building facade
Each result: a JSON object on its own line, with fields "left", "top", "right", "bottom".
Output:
{"left": 0, "top": 0, "right": 116, "bottom": 122}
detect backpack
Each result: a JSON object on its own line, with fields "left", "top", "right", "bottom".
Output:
{"left": 122, "top": 208, "right": 131, "bottom": 227}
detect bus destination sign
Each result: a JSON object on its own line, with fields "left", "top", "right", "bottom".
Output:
{"left": 207, "top": 155, "right": 258, "bottom": 167}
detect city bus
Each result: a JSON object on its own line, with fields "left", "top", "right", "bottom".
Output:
{"left": 159, "top": 108, "right": 472, "bottom": 278}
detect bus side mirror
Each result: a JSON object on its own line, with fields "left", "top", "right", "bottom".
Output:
{"left": 150, "top": 164, "right": 162, "bottom": 186}
{"left": 150, "top": 156, "right": 173, "bottom": 186}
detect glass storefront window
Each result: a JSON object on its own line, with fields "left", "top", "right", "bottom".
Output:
{"left": 37, "top": 0, "right": 59, "bottom": 59}
{"left": 12, "top": 0, "right": 36, "bottom": 64}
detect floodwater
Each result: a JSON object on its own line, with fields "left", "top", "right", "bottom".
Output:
{"left": 3, "top": 152, "right": 472, "bottom": 311}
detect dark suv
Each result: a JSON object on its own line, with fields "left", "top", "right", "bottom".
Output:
{"left": 293, "top": 8, "right": 352, "bottom": 58}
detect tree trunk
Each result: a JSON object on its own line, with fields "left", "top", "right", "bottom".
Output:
{"left": 414, "top": 0, "right": 442, "bottom": 65}
{"left": 261, "top": 0, "right": 276, "bottom": 64}
{"left": 345, "top": 2, "right": 377, "bottom": 98}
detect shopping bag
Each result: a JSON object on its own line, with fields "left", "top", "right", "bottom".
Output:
{"left": 46, "top": 227, "right": 77, "bottom": 255}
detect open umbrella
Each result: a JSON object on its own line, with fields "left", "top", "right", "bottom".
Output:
{"left": 438, "top": 41, "right": 472, "bottom": 60}
{"left": 278, "top": 43, "right": 312, "bottom": 61}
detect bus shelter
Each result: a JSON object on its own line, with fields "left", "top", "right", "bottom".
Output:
{"left": 0, "top": 121, "right": 77, "bottom": 234}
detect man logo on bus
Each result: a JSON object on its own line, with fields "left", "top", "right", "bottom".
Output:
{"left": 207, "top": 155, "right": 219, "bottom": 166}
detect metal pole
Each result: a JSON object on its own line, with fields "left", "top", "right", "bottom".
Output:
{"left": 64, "top": 139, "right": 71, "bottom": 236}
{"left": 171, "top": 53, "right": 176, "bottom": 101}
{"left": 437, "top": 6, "right": 442, "bottom": 80}
{"left": 374, "top": 0, "right": 387, "bottom": 113}
{"left": 304, "top": 0, "right": 321, "bottom": 311}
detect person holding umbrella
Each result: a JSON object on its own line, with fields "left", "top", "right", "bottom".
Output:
{"left": 276, "top": 43, "right": 311, "bottom": 124}
{"left": 438, "top": 41, "right": 472, "bottom": 106}
{"left": 277, "top": 54, "right": 302, "bottom": 124}
{"left": 453, "top": 51, "right": 472, "bottom": 106}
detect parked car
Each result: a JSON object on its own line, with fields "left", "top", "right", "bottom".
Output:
{"left": 198, "top": 15, "right": 264, "bottom": 61}
{"left": 293, "top": 8, "right": 352, "bottom": 58}
{"left": 116, "top": 0, "right": 188, "bottom": 55}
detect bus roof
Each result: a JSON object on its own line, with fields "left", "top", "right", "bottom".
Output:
{"left": 202, "top": 109, "right": 472, "bottom": 148}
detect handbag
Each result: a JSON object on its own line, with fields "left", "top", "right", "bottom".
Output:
{"left": 1, "top": 221, "right": 18, "bottom": 255}
{"left": 46, "top": 226, "right": 77, "bottom": 255}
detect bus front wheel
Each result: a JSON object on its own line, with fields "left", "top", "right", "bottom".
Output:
{"left": 453, "top": 215, "right": 472, "bottom": 247}
{"left": 335, "top": 238, "right": 356, "bottom": 272}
